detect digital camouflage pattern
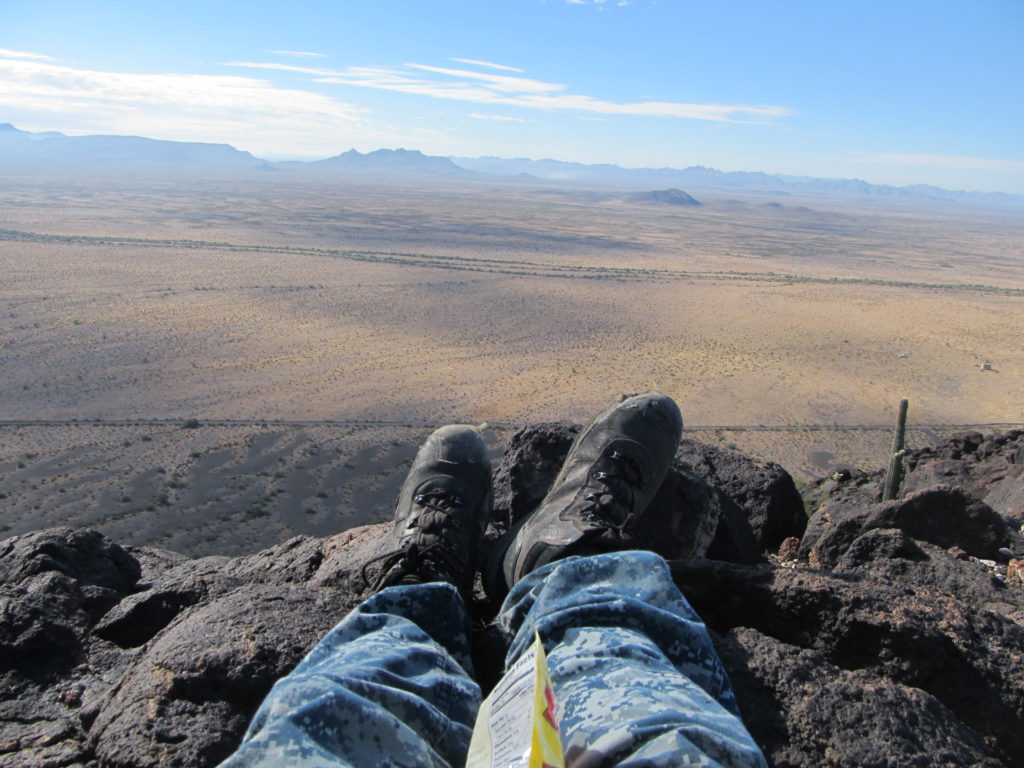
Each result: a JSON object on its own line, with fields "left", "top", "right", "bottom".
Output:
{"left": 221, "top": 551, "right": 766, "bottom": 768}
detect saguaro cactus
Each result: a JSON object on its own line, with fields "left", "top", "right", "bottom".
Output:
{"left": 882, "top": 398, "right": 909, "bottom": 501}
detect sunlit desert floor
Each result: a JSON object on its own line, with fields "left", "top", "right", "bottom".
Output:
{"left": 2, "top": 171, "right": 1022, "bottom": 553}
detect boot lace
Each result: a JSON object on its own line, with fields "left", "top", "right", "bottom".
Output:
{"left": 578, "top": 449, "right": 646, "bottom": 539}
{"left": 362, "top": 489, "right": 470, "bottom": 592}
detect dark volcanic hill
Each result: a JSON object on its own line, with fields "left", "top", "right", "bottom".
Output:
{"left": 2, "top": 427, "right": 1023, "bottom": 767}
{"left": 626, "top": 188, "right": 702, "bottom": 206}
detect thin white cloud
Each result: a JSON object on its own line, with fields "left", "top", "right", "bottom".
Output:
{"left": 470, "top": 113, "right": 531, "bottom": 123}
{"left": 228, "top": 59, "right": 791, "bottom": 124}
{"left": 0, "top": 48, "right": 60, "bottom": 62}
{"left": 406, "top": 63, "right": 565, "bottom": 94}
{"left": 852, "top": 152, "right": 1024, "bottom": 174}
{"left": 449, "top": 57, "right": 524, "bottom": 73}
{"left": 267, "top": 50, "right": 329, "bottom": 58}
{"left": 0, "top": 52, "right": 383, "bottom": 156}
{"left": 225, "top": 61, "right": 338, "bottom": 76}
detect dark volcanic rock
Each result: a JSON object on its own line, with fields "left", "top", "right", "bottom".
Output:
{"left": 0, "top": 526, "right": 383, "bottom": 768}
{"left": 903, "top": 429, "right": 1024, "bottom": 508}
{"left": 0, "top": 527, "right": 140, "bottom": 594}
{"left": 2, "top": 428, "right": 1024, "bottom": 767}
{"left": 0, "top": 528, "right": 144, "bottom": 767}
{"left": 863, "top": 485, "right": 1011, "bottom": 556}
{"left": 802, "top": 485, "right": 1014, "bottom": 569}
{"left": 833, "top": 528, "right": 1024, "bottom": 623}
{"left": 88, "top": 584, "right": 354, "bottom": 768}
{"left": 674, "top": 558, "right": 1024, "bottom": 766}
{"left": 718, "top": 627, "right": 1003, "bottom": 768}
{"left": 93, "top": 559, "right": 236, "bottom": 648}
{"left": 490, "top": 423, "right": 577, "bottom": 529}
{"left": 674, "top": 438, "right": 807, "bottom": 554}
{"left": 985, "top": 470, "right": 1024, "bottom": 523}
{"left": 797, "top": 494, "right": 873, "bottom": 568}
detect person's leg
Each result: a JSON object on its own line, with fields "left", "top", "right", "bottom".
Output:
{"left": 222, "top": 581, "right": 479, "bottom": 768}
{"left": 486, "top": 394, "right": 764, "bottom": 766}
{"left": 221, "top": 424, "right": 494, "bottom": 767}
{"left": 496, "top": 550, "right": 766, "bottom": 768}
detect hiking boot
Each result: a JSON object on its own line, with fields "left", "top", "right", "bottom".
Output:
{"left": 485, "top": 393, "right": 682, "bottom": 599}
{"left": 363, "top": 425, "right": 493, "bottom": 598}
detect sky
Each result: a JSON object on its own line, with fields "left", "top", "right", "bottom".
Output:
{"left": 2, "top": 0, "right": 1023, "bottom": 193}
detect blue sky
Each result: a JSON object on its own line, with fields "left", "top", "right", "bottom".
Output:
{"left": 2, "top": 0, "right": 1023, "bottom": 192}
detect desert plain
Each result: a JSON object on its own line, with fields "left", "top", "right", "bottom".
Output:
{"left": 2, "top": 169, "right": 1022, "bottom": 555}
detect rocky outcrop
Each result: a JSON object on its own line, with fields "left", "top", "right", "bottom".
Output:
{"left": 901, "top": 429, "right": 1024, "bottom": 523}
{"left": 1, "top": 427, "right": 1023, "bottom": 767}
{"left": 799, "top": 484, "right": 1014, "bottom": 569}
{"left": 799, "top": 428, "right": 1024, "bottom": 570}
{"left": 0, "top": 527, "right": 391, "bottom": 768}
{"left": 673, "top": 438, "right": 807, "bottom": 555}
{"left": 675, "top": 552, "right": 1024, "bottom": 766}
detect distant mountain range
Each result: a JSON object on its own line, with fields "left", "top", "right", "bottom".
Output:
{"left": 0, "top": 123, "right": 260, "bottom": 168}
{"left": 1, "top": 123, "right": 1020, "bottom": 209}
{"left": 451, "top": 155, "right": 1022, "bottom": 208}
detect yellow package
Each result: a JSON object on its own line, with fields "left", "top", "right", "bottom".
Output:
{"left": 465, "top": 632, "right": 565, "bottom": 768}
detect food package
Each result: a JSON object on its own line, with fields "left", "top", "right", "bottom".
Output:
{"left": 465, "top": 632, "right": 565, "bottom": 768}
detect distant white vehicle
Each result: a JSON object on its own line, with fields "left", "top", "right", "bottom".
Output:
{"left": 898, "top": 353, "right": 909, "bottom": 358}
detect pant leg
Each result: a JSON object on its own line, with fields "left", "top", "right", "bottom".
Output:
{"left": 220, "top": 582, "right": 480, "bottom": 768}
{"left": 495, "top": 551, "right": 766, "bottom": 768}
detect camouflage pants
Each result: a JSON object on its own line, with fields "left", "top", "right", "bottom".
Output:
{"left": 221, "top": 551, "right": 766, "bottom": 768}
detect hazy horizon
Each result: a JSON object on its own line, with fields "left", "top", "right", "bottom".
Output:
{"left": 3, "top": 1, "right": 1022, "bottom": 194}
{"left": 6, "top": 120, "right": 1024, "bottom": 203}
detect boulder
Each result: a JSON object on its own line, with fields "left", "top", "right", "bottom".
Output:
{"left": 863, "top": 485, "right": 1011, "bottom": 556}
{"left": 834, "top": 528, "right": 1024, "bottom": 624}
{"left": 984, "top": 470, "right": 1024, "bottom": 522}
{"left": 797, "top": 495, "right": 874, "bottom": 568}
{"left": 490, "top": 423, "right": 576, "bottom": 529}
{"left": 800, "top": 485, "right": 1013, "bottom": 569}
{"left": 0, "top": 528, "right": 143, "bottom": 767}
{"left": 718, "top": 627, "right": 1003, "bottom": 768}
{"left": 903, "top": 429, "right": 1024, "bottom": 503}
{"left": 0, "top": 527, "right": 140, "bottom": 594}
{"left": 673, "top": 558, "right": 1024, "bottom": 766}
{"left": 674, "top": 438, "right": 806, "bottom": 553}
{"left": 88, "top": 584, "right": 355, "bottom": 768}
